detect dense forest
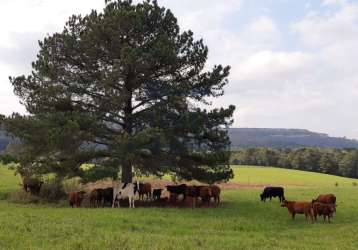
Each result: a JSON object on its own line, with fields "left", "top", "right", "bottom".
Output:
{"left": 231, "top": 148, "right": 358, "bottom": 178}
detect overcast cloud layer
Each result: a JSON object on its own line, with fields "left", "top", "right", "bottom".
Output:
{"left": 0, "top": 0, "right": 357, "bottom": 139}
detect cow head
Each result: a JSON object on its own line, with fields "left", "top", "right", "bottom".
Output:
{"left": 260, "top": 193, "right": 264, "bottom": 201}
{"left": 281, "top": 200, "right": 288, "bottom": 207}
{"left": 330, "top": 204, "right": 337, "bottom": 213}
{"left": 133, "top": 181, "right": 139, "bottom": 194}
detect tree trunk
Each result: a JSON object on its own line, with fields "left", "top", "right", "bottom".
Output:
{"left": 122, "top": 75, "right": 134, "bottom": 183}
{"left": 121, "top": 160, "right": 133, "bottom": 183}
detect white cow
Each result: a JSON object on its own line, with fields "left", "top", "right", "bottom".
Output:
{"left": 112, "top": 182, "right": 138, "bottom": 208}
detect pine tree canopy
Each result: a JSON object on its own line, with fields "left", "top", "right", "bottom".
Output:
{"left": 5, "top": 0, "right": 235, "bottom": 183}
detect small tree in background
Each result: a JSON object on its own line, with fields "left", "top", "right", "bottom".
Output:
{"left": 4, "top": 0, "right": 235, "bottom": 183}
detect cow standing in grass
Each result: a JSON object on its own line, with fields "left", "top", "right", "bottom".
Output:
{"left": 166, "top": 184, "right": 187, "bottom": 203}
{"left": 152, "top": 189, "right": 163, "bottom": 201}
{"left": 281, "top": 200, "right": 314, "bottom": 223}
{"left": 199, "top": 186, "right": 212, "bottom": 207}
{"left": 138, "top": 183, "right": 152, "bottom": 200}
{"left": 102, "top": 187, "right": 114, "bottom": 207}
{"left": 209, "top": 185, "right": 221, "bottom": 206}
{"left": 112, "top": 183, "right": 138, "bottom": 208}
{"left": 90, "top": 188, "right": 103, "bottom": 208}
{"left": 312, "top": 202, "right": 336, "bottom": 223}
{"left": 68, "top": 191, "right": 86, "bottom": 208}
{"left": 260, "top": 187, "right": 285, "bottom": 202}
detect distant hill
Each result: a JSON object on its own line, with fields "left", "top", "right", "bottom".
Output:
{"left": 229, "top": 128, "right": 358, "bottom": 149}
{"left": 1, "top": 128, "right": 358, "bottom": 152}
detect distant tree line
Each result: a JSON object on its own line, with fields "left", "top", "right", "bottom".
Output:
{"left": 231, "top": 148, "right": 358, "bottom": 178}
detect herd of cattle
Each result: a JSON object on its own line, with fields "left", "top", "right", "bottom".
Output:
{"left": 21, "top": 178, "right": 338, "bottom": 223}
{"left": 68, "top": 182, "right": 221, "bottom": 208}
{"left": 260, "top": 187, "right": 337, "bottom": 223}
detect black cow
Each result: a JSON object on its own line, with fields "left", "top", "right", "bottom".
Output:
{"left": 166, "top": 184, "right": 187, "bottom": 201}
{"left": 152, "top": 188, "right": 163, "bottom": 200}
{"left": 102, "top": 187, "right": 114, "bottom": 207}
{"left": 260, "top": 187, "right": 285, "bottom": 202}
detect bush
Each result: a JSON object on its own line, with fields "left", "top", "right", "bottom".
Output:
{"left": 38, "top": 178, "right": 66, "bottom": 203}
{"left": 334, "top": 182, "right": 339, "bottom": 187}
{"left": 62, "top": 177, "right": 84, "bottom": 193}
{"left": 353, "top": 182, "right": 357, "bottom": 187}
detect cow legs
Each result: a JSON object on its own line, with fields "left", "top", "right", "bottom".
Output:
{"left": 112, "top": 197, "right": 117, "bottom": 208}
{"left": 130, "top": 197, "right": 135, "bottom": 208}
{"left": 291, "top": 213, "right": 296, "bottom": 219}
{"left": 307, "top": 212, "right": 314, "bottom": 223}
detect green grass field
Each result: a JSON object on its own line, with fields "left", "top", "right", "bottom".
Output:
{"left": 0, "top": 164, "right": 358, "bottom": 250}
{"left": 231, "top": 166, "right": 358, "bottom": 187}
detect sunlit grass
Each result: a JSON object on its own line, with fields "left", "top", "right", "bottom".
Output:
{"left": 1, "top": 165, "right": 358, "bottom": 249}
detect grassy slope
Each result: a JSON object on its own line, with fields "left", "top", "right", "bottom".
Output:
{"left": 0, "top": 163, "right": 21, "bottom": 199}
{"left": 0, "top": 165, "right": 358, "bottom": 250}
{"left": 231, "top": 166, "right": 358, "bottom": 187}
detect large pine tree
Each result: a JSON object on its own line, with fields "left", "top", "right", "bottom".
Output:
{"left": 5, "top": 0, "right": 235, "bottom": 183}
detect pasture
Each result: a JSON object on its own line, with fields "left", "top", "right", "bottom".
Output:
{"left": 0, "top": 164, "right": 358, "bottom": 250}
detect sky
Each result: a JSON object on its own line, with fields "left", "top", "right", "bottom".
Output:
{"left": 0, "top": 0, "right": 357, "bottom": 139}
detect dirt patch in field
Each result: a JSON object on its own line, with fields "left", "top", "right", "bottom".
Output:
{"left": 83, "top": 178, "right": 307, "bottom": 192}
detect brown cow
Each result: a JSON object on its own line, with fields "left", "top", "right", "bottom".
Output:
{"left": 313, "top": 194, "right": 336, "bottom": 205}
{"left": 312, "top": 202, "right": 336, "bottom": 223}
{"left": 89, "top": 188, "right": 103, "bottom": 207}
{"left": 209, "top": 185, "right": 221, "bottom": 205}
{"left": 199, "top": 186, "right": 212, "bottom": 207}
{"left": 138, "top": 183, "right": 152, "bottom": 200}
{"left": 68, "top": 191, "right": 86, "bottom": 208}
{"left": 281, "top": 200, "right": 314, "bottom": 223}
{"left": 185, "top": 185, "right": 199, "bottom": 208}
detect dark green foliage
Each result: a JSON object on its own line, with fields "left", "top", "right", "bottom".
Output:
{"left": 81, "top": 165, "right": 119, "bottom": 183}
{"left": 0, "top": 154, "right": 17, "bottom": 165}
{"left": 4, "top": 0, "right": 234, "bottom": 183}
{"left": 38, "top": 178, "right": 67, "bottom": 203}
{"left": 231, "top": 148, "right": 358, "bottom": 178}
{"left": 339, "top": 151, "right": 358, "bottom": 178}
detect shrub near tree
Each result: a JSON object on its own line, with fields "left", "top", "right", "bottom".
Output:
{"left": 3, "top": 0, "right": 235, "bottom": 184}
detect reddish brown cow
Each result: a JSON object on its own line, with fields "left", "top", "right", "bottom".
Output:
{"left": 312, "top": 202, "right": 336, "bottom": 223}
{"left": 209, "top": 185, "right": 221, "bottom": 205}
{"left": 138, "top": 183, "right": 152, "bottom": 200}
{"left": 199, "top": 186, "right": 212, "bottom": 207}
{"left": 89, "top": 188, "right": 103, "bottom": 207}
{"left": 313, "top": 194, "right": 336, "bottom": 204}
{"left": 185, "top": 186, "right": 212, "bottom": 208}
{"left": 68, "top": 191, "right": 86, "bottom": 208}
{"left": 281, "top": 200, "right": 314, "bottom": 223}
{"left": 185, "top": 185, "right": 199, "bottom": 208}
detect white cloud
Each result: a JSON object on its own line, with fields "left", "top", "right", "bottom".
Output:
{"left": 232, "top": 50, "right": 313, "bottom": 84}
{"left": 292, "top": 2, "right": 358, "bottom": 47}
{"left": 242, "top": 16, "right": 281, "bottom": 49}
{"left": 322, "top": 0, "right": 347, "bottom": 6}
